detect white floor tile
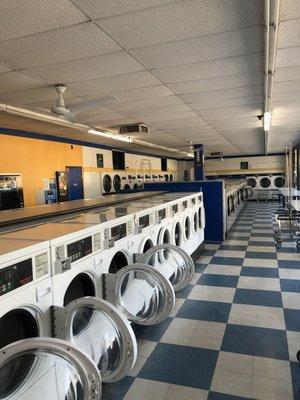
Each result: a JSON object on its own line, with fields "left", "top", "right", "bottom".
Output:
{"left": 229, "top": 304, "right": 285, "bottom": 330}
{"left": 216, "top": 352, "right": 253, "bottom": 374}
{"left": 165, "top": 385, "right": 208, "bottom": 400}
{"left": 247, "top": 245, "right": 276, "bottom": 253}
{"left": 215, "top": 250, "right": 246, "bottom": 258}
{"left": 282, "top": 292, "right": 300, "bottom": 309}
{"left": 205, "top": 243, "right": 220, "bottom": 250}
{"left": 287, "top": 330, "right": 300, "bottom": 362}
{"left": 225, "top": 239, "right": 249, "bottom": 245}
{"left": 188, "top": 285, "right": 235, "bottom": 303}
{"left": 279, "top": 269, "right": 300, "bottom": 280}
{"left": 253, "top": 356, "right": 291, "bottom": 380}
{"left": 203, "top": 264, "right": 241, "bottom": 276}
{"left": 124, "top": 378, "right": 170, "bottom": 400}
{"left": 190, "top": 272, "right": 201, "bottom": 285}
{"left": 249, "top": 237, "right": 274, "bottom": 242}
{"left": 211, "top": 369, "right": 252, "bottom": 398}
{"left": 251, "top": 375, "right": 293, "bottom": 400}
{"left": 237, "top": 276, "right": 281, "bottom": 291}
{"left": 277, "top": 253, "right": 300, "bottom": 261}
{"left": 189, "top": 321, "right": 226, "bottom": 350}
{"left": 170, "top": 298, "right": 185, "bottom": 317}
{"left": 243, "top": 258, "right": 278, "bottom": 268}
{"left": 196, "top": 255, "right": 212, "bottom": 264}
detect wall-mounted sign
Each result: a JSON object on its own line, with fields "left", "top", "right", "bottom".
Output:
{"left": 96, "top": 153, "right": 104, "bottom": 168}
{"left": 240, "top": 161, "right": 249, "bottom": 170}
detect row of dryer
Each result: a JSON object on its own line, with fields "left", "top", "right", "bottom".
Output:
{"left": 246, "top": 175, "right": 285, "bottom": 190}
{"left": 0, "top": 192, "right": 205, "bottom": 399}
{"left": 101, "top": 172, "right": 175, "bottom": 195}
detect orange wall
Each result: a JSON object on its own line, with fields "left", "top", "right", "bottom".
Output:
{"left": 0, "top": 134, "right": 82, "bottom": 206}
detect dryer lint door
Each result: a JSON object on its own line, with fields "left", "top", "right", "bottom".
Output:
{"left": 53, "top": 297, "right": 137, "bottom": 383}
{"left": 137, "top": 244, "right": 195, "bottom": 291}
{"left": 0, "top": 337, "right": 101, "bottom": 400}
{"left": 104, "top": 264, "right": 175, "bottom": 326}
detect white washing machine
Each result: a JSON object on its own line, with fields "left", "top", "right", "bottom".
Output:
{"left": 0, "top": 337, "right": 102, "bottom": 399}
{"left": 0, "top": 237, "right": 52, "bottom": 349}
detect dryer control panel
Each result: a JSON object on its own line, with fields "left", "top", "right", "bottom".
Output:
{"left": 67, "top": 236, "right": 93, "bottom": 262}
{"left": 111, "top": 223, "right": 127, "bottom": 242}
{"left": 172, "top": 204, "right": 178, "bottom": 214}
{"left": 0, "top": 258, "right": 32, "bottom": 296}
{"left": 139, "top": 214, "right": 150, "bottom": 229}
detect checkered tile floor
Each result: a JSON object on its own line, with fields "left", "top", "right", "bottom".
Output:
{"left": 103, "top": 202, "right": 300, "bottom": 400}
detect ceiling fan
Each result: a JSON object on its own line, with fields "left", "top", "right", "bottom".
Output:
{"left": 47, "top": 84, "right": 119, "bottom": 121}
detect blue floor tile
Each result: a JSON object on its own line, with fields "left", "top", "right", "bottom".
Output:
{"left": 102, "top": 376, "right": 134, "bottom": 400}
{"left": 177, "top": 299, "right": 231, "bottom": 323}
{"left": 281, "top": 279, "right": 300, "bottom": 293}
{"left": 202, "top": 249, "right": 217, "bottom": 256}
{"left": 210, "top": 257, "right": 244, "bottom": 266}
{"left": 277, "top": 247, "right": 300, "bottom": 254}
{"left": 198, "top": 274, "right": 239, "bottom": 288}
{"left": 229, "top": 228, "right": 252, "bottom": 233}
{"left": 221, "top": 324, "right": 289, "bottom": 360}
{"left": 132, "top": 317, "right": 173, "bottom": 341}
{"left": 234, "top": 288, "right": 282, "bottom": 307}
{"left": 195, "top": 263, "right": 208, "bottom": 272}
{"left": 175, "top": 284, "right": 193, "bottom": 299}
{"left": 138, "top": 343, "right": 218, "bottom": 390}
{"left": 278, "top": 260, "right": 300, "bottom": 269}
{"left": 241, "top": 266, "right": 279, "bottom": 278}
{"left": 248, "top": 241, "right": 275, "bottom": 247}
{"left": 208, "top": 393, "right": 250, "bottom": 400}
{"left": 219, "top": 244, "right": 248, "bottom": 251}
{"left": 245, "top": 251, "right": 277, "bottom": 259}
{"left": 284, "top": 309, "right": 300, "bottom": 332}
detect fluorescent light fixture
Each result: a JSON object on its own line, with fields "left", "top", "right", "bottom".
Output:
{"left": 187, "top": 153, "right": 194, "bottom": 158}
{"left": 263, "top": 111, "right": 271, "bottom": 131}
{"left": 88, "top": 128, "right": 132, "bottom": 143}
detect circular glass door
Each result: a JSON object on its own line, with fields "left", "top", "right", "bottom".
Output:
{"left": 274, "top": 176, "right": 285, "bottom": 188}
{"left": 62, "top": 298, "right": 137, "bottom": 383}
{"left": 113, "top": 175, "right": 121, "bottom": 192}
{"left": 184, "top": 216, "right": 191, "bottom": 241}
{"left": 0, "top": 338, "right": 101, "bottom": 400}
{"left": 260, "top": 177, "right": 271, "bottom": 188}
{"left": 193, "top": 211, "right": 198, "bottom": 233}
{"left": 112, "top": 264, "right": 175, "bottom": 325}
{"left": 174, "top": 222, "right": 182, "bottom": 246}
{"left": 247, "top": 178, "right": 257, "bottom": 188}
{"left": 103, "top": 174, "right": 112, "bottom": 194}
{"left": 143, "top": 244, "right": 195, "bottom": 291}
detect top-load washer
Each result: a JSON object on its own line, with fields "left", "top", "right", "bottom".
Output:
{"left": 0, "top": 237, "right": 52, "bottom": 349}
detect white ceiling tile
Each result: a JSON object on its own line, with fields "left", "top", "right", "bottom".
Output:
{"left": 0, "top": 86, "right": 75, "bottom": 105}
{"left": 103, "top": 85, "right": 174, "bottom": 102}
{"left": 72, "top": 0, "right": 175, "bottom": 18}
{"left": 125, "top": 104, "right": 191, "bottom": 118}
{"left": 273, "top": 91, "right": 300, "bottom": 101}
{"left": 278, "top": 19, "right": 300, "bottom": 48}
{"left": 96, "top": 0, "right": 262, "bottom": 49}
{"left": 132, "top": 26, "right": 263, "bottom": 69}
{"left": 93, "top": 118, "right": 137, "bottom": 128}
{"left": 68, "top": 71, "right": 161, "bottom": 96}
{"left": 153, "top": 53, "right": 263, "bottom": 83}
{"left": 22, "top": 52, "right": 144, "bottom": 84}
{"left": 275, "top": 66, "right": 300, "bottom": 82}
{"left": 190, "top": 96, "right": 263, "bottom": 110}
{"left": 273, "top": 80, "right": 300, "bottom": 93}
{"left": 0, "top": 63, "right": 12, "bottom": 73}
{"left": 276, "top": 47, "right": 300, "bottom": 68}
{"left": 111, "top": 95, "right": 185, "bottom": 112}
{"left": 78, "top": 111, "right": 128, "bottom": 123}
{"left": 0, "top": 0, "right": 88, "bottom": 42}
{"left": 0, "top": 72, "right": 45, "bottom": 94}
{"left": 0, "top": 23, "right": 121, "bottom": 69}
{"left": 180, "top": 85, "right": 263, "bottom": 103}
{"left": 169, "top": 72, "right": 264, "bottom": 94}
{"left": 142, "top": 110, "right": 199, "bottom": 122}
{"left": 280, "top": 0, "right": 300, "bottom": 21}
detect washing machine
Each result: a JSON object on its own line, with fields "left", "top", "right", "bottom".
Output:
{"left": 257, "top": 175, "right": 272, "bottom": 189}
{"left": 0, "top": 337, "right": 102, "bottom": 399}
{"left": 0, "top": 237, "right": 52, "bottom": 349}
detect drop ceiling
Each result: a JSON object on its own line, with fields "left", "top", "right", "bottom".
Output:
{"left": 0, "top": 0, "right": 299, "bottom": 156}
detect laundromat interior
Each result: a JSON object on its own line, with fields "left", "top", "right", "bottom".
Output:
{"left": 1, "top": 1, "right": 300, "bottom": 399}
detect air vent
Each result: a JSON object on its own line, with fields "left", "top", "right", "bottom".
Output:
{"left": 118, "top": 123, "right": 149, "bottom": 135}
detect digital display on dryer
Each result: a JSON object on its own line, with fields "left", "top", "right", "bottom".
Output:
{"left": 158, "top": 208, "right": 166, "bottom": 220}
{"left": 172, "top": 204, "right": 178, "bottom": 214}
{"left": 191, "top": 198, "right": 196, "bottom": 205}
{"left": 182, "top": 201, "right": 188, "bottom": 209}
{"left": 139, "top": 214, "right": 150, "bottom": 229}
{"left": 0, "top": 259, "right": 33, "bottom": 296}
{"left": 67, "top": 236, "right": 92, "bottom": 262}
{"left": 111, "top": 223, "right": 127, "bottom": 241}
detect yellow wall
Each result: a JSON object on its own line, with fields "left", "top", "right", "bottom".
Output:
{"left": 0, "top": 134, "right": 82, "bottom": 207}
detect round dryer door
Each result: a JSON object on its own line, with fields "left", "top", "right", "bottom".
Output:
{"left": 142, "top": 244, "right": 195, "bottom": 291}
{"left": 0, "top": 337, "right": 101, "bottom": 400}
{"left": 260, "top": 177, "right": 271, "bottom": 188}
{"left": 198, "top": 206, "right": 205, "bottom": 229}
{"left": 103, "top": 174, "right": 112, "bottom": 194}
{"left": 247, "top": 178, "right": 257, "bottom": 188}
{"left": 59, "top": 297, "right": 137, "bottom": 383}
{"left": 105, "top": 264, "right": 175, "bottom": 326}
{"left": 113, "top": 175, "right": 121, "bottom": 192}
{"left": 274, "top": 176, "right": 285, "bottom": 188}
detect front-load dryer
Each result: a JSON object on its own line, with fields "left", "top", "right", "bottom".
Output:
{"left": 0, "top": 237, "right": 52, "bottom": 349}
{"left": 101, "top": 172, "right": 122, "bottom": 195}
{"left": 257, "top": 175, "right": 272, "bottom": 189}
{"left": 271, "top": 175, "right": 285, "bottom": 189}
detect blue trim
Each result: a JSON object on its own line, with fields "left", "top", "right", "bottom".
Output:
{"left": 0, "top": 127, "right": 178, "bottom": 160}
{"left": 144, "top": 181, "right": 224, "bottom": 242}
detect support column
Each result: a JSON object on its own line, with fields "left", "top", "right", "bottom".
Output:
{"left": 193, "top": 144, "right": 205, "bottom": 181}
